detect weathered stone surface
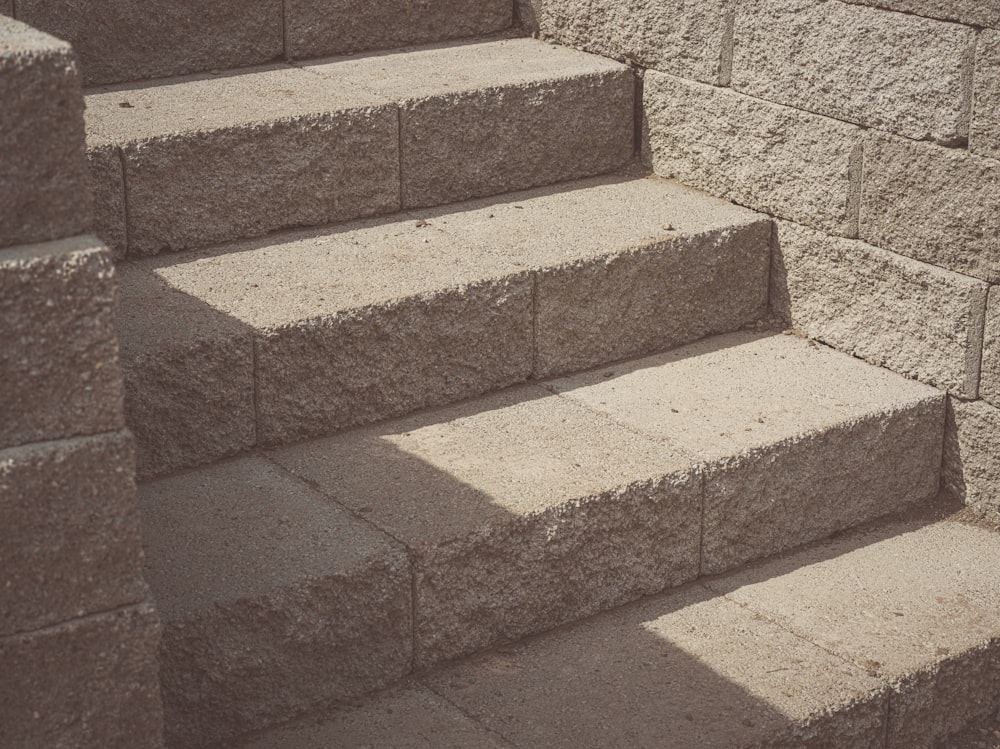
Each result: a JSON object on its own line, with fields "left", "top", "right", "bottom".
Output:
{"left": 972, "top": 31, "right": 1000, "bottom": 161}
{"left": 860, "top": 134, "right": 1000, "bottom": 282}
{"left": 525, "top": 0, "right": 734, "bottom": 84}
{"left": 285, "top": 0, "right": 511, "bottom": 60}
{"left": 0, "top": 604, "right": 164, "bottom": 749}
{"left": 116, "top": 264, "right": 255, "bottom": 478}
{"left": 86, "top": 142, "right": 126, "bottom": 259}
{"left": 271, "top": 386, "right": 701, "bottom": 668}
{"left": 838, "top": 0, "right": 1000, "bottom": 28}
{"left": 551, "top": 331, "right": 944, "bottom": 574}
{"left": 1, "top": 1, "right": 10, "bottom": 16}
{"left": 772, "top": 220, "right": 988, "bottom": 398}
{"left": 644, "top": 71, "right": 863, "bottom": 236}
{"left": 0, "top": 236, "right": 124, "bottom": 448}
{"left": 86, "top": 65, "right": 399, "bottom": 256}
{"left": 140, "top": 457, "right": 411, "bottom": 748}
{"left": 0, "top": 17, "right": 88, "bottom": 248}
{"left": 423, "top": 584, "right": 887, "bottom": 748}
{"left": 982, "top": 289, "right": 1000, "bottom": 408}
{"left": 0, "top": 433, "right": 146, "bottom": 637}
{"left": 18, "top": 0, "right": 283, "bottom": 86}
{"left": 707, "top": 517, "right": 1000, "bottom": 747}
{"left": 240, "top": 683, "right": 509, "bottom": 749}
{"left": 943, "top": 398, "right": 1000, "bottom": 522}
{"left": 733, "top": 0, "right": 974, "bottom": 143}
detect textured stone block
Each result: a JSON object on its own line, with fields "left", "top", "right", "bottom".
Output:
{"left": 86, "top": 143, "right": 126, "bottom": 260}
{"left": 982, "top": 289, "right": 1000, "bottom": 408}
{"left": 772, "top": 220, "right": 988, "bottom": 397}
{"left": 838, "top": 0, "right": 1000, "bottom": 28}
{"left": 1, "top": 1, "right": 10, "bottom": 17}
{"left": 733, "top": 0, "right": 974, "bottom": 143}
{"left": 272, "top": 386, "right": 701, "bottom": 668}
{"left": 644, "top": 71, "right": 863, "bottom": 236}
{"left": 17, "top": 0, "right": 283, "bottom": 86}
{"left": 0, "top": 604, "right": 164, "bottom": 749}
{"left": 528, "top": 0, "right": 735, "bottom": 84}
{"left": 860, "top": 134, "right": 1000, "bottom": 282}
{"left": 0, "top": 433, "right": 146, "bottom": 637}
{"left": 0, "top": 17, "right": 88, "bottom": 248}
{"left": 140, "top": 458, "right": 410, "bottom": 748}
{"left": 0, "top": 236, "right": 124, "bottom": 448}
{"left": 972, "top": 31, "right": 1000, "bottom": 161}
{"left": 943, "top": 398, "right": 1000, "bottom": 522}
{"left": 285, "top": 0, "right": 511, "bottom": 59}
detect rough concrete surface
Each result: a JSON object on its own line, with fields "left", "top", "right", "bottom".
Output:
{"left": 140, "top": 457, "right": 411, "bottom": 748}
{"left": 271, "top": 385, "right": 700, "bottom": 667}
{"left": 644, "top": 71, "right": 863, "bottom": 236}
{"left": 527, "top": 0, "right": 734, "bottom": 84}
{"left": 17, "top": 0, "right": 283, "bottom": 85}
{"left": 972, "top": 31, "right": 1000, "bottom": 161}
{"left": 0, "top": 236, "right": 124, "bottom": 448}
{"left": 861, "top": 134, "right": 1000, "bottom": 283}
{"left": 1, "top": 1, "right": 10, "bottom": 16}
{"left": 733, "top": 0, "right": 974, "bottom": 143}
{"left": 944, "top": 398, "right": 1000, "bottom": 522}
{"left": 0, "top": 604, "right": 164, "bottom": 749}
{"left": 85, "top": 64, "right": 399, "bottom": 256}
{"left": 983, "top": 289, "right": 1000, "bottom": 407}
{"left": 285, "top": 0, "right": 511, "bottom": 59}
{"left": 85, "top": 142, "right": 126, "bottom": 259}
{"left": 423, "top": 584, "right": 887, "bottom": 748}
{"left": 838, "top": 0, "right": 1000, "bottom": 28}
{"left": 0, "top": 17, "right": 89, "bottom": 248}
{"left": 707, "top": 517, "right": 1000, "bottom": 747}
{"left": 772, "top": 220, "right": 988, "bottom": 397}
{"left": 0, "top": 432, "right": 146, "bottom": 637}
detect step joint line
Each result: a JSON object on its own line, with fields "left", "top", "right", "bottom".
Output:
{"left": 116, "top": 146, "right": 131, "bottom": 256}
{"left": 251, "top": 335, "right": 262, "bottom": 448}
{"left": 419, "top": 675, "right": 521, "bottom": 748}
{"left": 396, "top": 106, "right": 404, "bottom": 211}
{"left": 697, "top": 468, "right": 707, "bottom": 577}
{"left": 882, "top": 694, "right": 892, "bottom": 748}
{"left": 530, "top": 271, "right": 539, "bottom": 378}
{"left": 280, "top": 0, "right": 289, "bottom": 63}
{"left": 0, "top": 599, "right": 152, "bottom": 642}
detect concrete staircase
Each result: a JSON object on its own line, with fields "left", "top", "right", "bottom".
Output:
{"left": 30, "top": 6, "right": 998, "bottom": 748}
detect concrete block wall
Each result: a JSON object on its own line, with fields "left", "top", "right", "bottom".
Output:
{"left": 523, "top": 0, "right": 1000, "bottom": 519}
{"left": 0, "top": 15, "right": 164, "bottom": 748}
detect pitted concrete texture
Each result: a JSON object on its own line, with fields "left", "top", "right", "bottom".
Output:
{"left": 86, "top": 143, "right": 126, "bottom": 260}
{"left": 0, "top": 1, "right": 10, "bottom": 16}
{"left": 0, "top": 17, "right": 88, "bottom": 248}
{"left": 86, "top": 64, "right": 399, "bottom": 256}
{"left": 0, "top": 604, "right": 164, "bottom": 749}
{"left": 861, "top": 134, "right": 1000, "bottom": 283}
{"left": 707, "top": 516, "right": 1000, "bottom": 747}
{"left": 838, "top": 0, "right": 1000, "bottom": 28}
{"left": 525, "top": 0, "right": 733, "bottom": 84}
{"left": 271, "top": 385, "right": 700, "bottom": 667}
{"left": 983, "top": 289, "right": 1000, "bottom": 407}
{"left": 238, "top": 683, "right": 509, "bottom": 749}
{"left": 116, "top": 264, "right": 256, "bottom": 478}
{"left": 139, "top": 456, "right": 411, "bottom": 748}
{"left": 733, "top": 0, "right": 974, "bottom": 144}
{"left": 944, "top": 399, "right": 1000, "bottom": 522}
{"left": 551, "top": 331, "right": 944, "bottom": 572}
{"left": 286, "top": 0, "right": 511, "bottom": 59}
{"left": 17, "top": 0, "right": 283, "bottom": 86}
{"left": 0, "top": 237, "right": 124, "bottom": 448}
{"left": 772, "top": 220, "right": 988, "bottom": 398}
{"left": 0, "top": 432, "right": 146, "bottom": 637}
{"left": 972, "top": 31, "right": 1000, "bottom": 161}
{"left": 422, "top": 584, "right": 887, "bottom": 748}
{"left": 644, "top": 71, "right": 863, "bottom": 237}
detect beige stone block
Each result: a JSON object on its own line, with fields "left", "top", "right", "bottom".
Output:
{"left": 0, "top": 604, "right": 164, "bottom": 749}
{"left": 528, "top": 0, "right": 735, "bottom": 84}
{"left": 860, "top": 134, "right": 1000, "bottom": 282}
{"left": 0, "top": 433, "right": 146, "bottom": 637}
{"left": 18, "top": 0, "right": 283, "bottom": 86}
{"left": 943, "top": 398, "right": 1000, "bottom": 522}
{"left": 423, "top": 585, "right": 887, "bottom": 748}
{"left": 139, "top": 457, "right": 410, "bottom": 748}
{"left": 982, "top": 288, "right": 1000, "bottom": 407}
{"left": 271, "top": 386, "right": 701, "bottom": 668}
{"left": 116, "top": 265, "right": 255, "bottom": 478}
{"left": 972, "top": 31, "right": 1000, "bottom": 161}
{"left": 0, "top": 17, "right": 88, "bottom": 248}
{"left": 733, "top": 0, "right": 974, "bottom": 143}
{"left": 644, "top": 71, "right": 863, "bottom": 236}
{"left": 838, "top": 0, "right": 1000, "bottom": 28}
{"left": 285, "top": 0, "right": 511, "bottom": 59}
{"left": 86, "top": 143, "right": 126, "bottom": 260}
{"left": 0, "top": 236, "right": 124, "bottom": 448}
{"left": 772, "top": 220, "right": 988, "bottom": 397}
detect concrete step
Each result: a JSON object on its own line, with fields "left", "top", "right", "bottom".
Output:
{"left": 84, "top": 37, "right": 634, "bottom": 258}
{"left": 228, "top": 510, "right": 1000, "bottom": 749}
{"left": 15, "top": 0, "right": 513, "bottom": 87}
{"left": 117, "top": 174, "right": 771, "bottom": 478}
{"left": 138, "top": 330, "right": 944, "bottom": 747}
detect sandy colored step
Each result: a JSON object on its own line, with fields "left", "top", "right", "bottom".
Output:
{"left": 233, "top": 512, "right": 1000, "bottom": 749}
{"left": 140, "top": 331, "right": 942, "bottom": 746}
{"left": 117, "top": 174, "right": 771, "bottom": 478}
{"left": 84, "top": 37, "right": 633, "bottom": 258}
